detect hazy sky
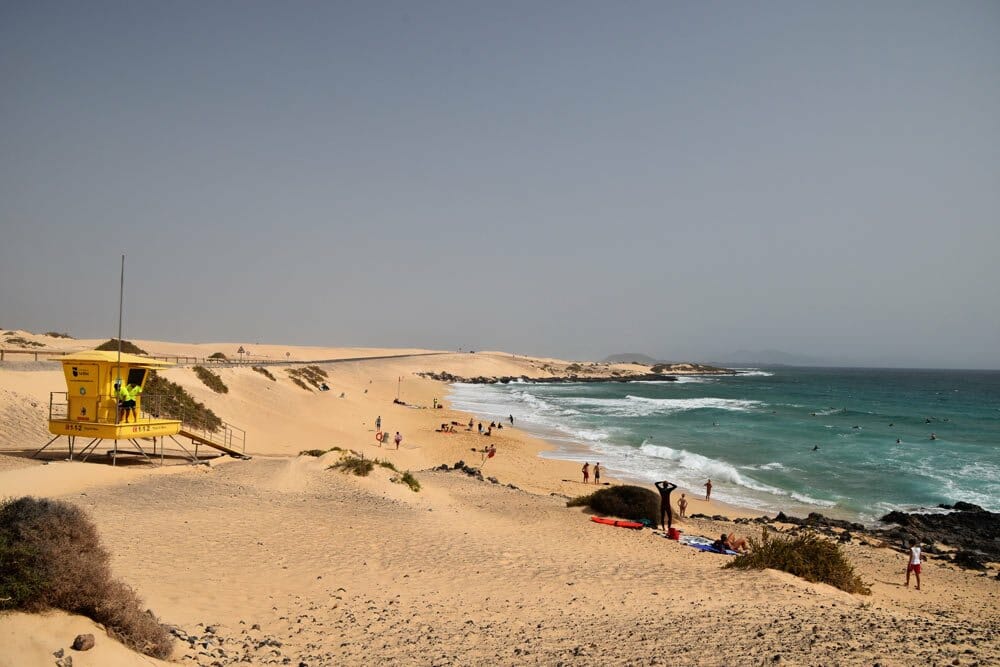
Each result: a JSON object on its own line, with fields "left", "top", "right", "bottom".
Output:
{"left": 2, "top": 2, "right": 998, "bottom": 368}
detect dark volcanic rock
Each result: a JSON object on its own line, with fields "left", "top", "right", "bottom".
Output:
{"left": 417, "top": 371, "right": 682, "bottom": 384}
{"left": 71, "top": 634, "right": 95, "bottom": 651}
{"left": 879, "top": 504, "right": 1000, "bottom": 562}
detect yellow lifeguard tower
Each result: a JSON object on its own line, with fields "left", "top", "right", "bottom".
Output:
{"left": 36, "top": 350, "right": 247, "bottom": 464}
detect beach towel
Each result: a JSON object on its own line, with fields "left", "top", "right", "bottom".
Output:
{"left": 677, "top": 534, "right": 738, "bottom": 556}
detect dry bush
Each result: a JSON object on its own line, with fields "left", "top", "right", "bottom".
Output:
{"left": 95, "top": 339, "right": 147, "bottom": 354}
{"left": 208, "top": 352, "right": 227, "bottom": 360}
{"left": 252, "top": 366, "right": 276, "bottom": 381}
{"left": 45, "top": 331, "right": 74, "bottom": 339}
{"left": 192, "top": 366, "right": 228, "bottom": 394}
{"left": 287, "top": 365, "right": 328, "bottom": 390}
{"left": 5, "top": 336, "right": 45, "bottom": 347}
{"left": 724, "top": 528, "right": 871, "bottom": 595}
{"left": 143, "top": 372, "right": 222, "bottom": 432}
{"left": 566, "top": 485, "right": 659, "bottom": 524}
{"left": 299, "top": 447, "right": 342, "bottom": 457}
{"left": 0, "top": 497, "right": 173, "bottom": 658}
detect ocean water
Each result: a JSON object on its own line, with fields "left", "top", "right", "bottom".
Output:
{"left": 447, "top": 368, "right": 1000, "bottom": 523}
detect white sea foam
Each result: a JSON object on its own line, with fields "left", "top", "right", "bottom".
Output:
{"left": 744, "top": 462, "right": 786, "bottom": 471}
{"left": 734, "top": 369, "right": 775, "bottom": 377}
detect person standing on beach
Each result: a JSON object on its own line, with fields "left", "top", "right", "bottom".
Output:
{"left": 678, "top": 493, "right": 688, "bottom": 519}
{"left": 478, "top": 422, "right": 483, "bottom": 434}
{"left": 593, "top": 462, "right": 601, "bottom": 485}
{"left": 655, "top": 481, "right": 678, "bottom": 530}
{"left": 394, "top": 431, "right": 402, "bottom": 450}
{"left": 509, "top": 414, "right": 514, "bottom": 425}
{"left": 376, "top": 415, "right": 381, "bottom": 431}
{"left": 704, "top": 479, "right": 713, "bottom": 502}
{"left": 582, "top": 462, "right": 590, "bottom": 484}
{"left": 905, "top": 538, "right": 923, "bottom": 590}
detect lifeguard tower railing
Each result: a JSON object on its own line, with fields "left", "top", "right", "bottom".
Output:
{"left": 48, "top": 391, "right": 246, "bottom": 458}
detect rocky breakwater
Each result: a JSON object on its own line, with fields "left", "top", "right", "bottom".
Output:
{"left": 417, "top": 371, "right": 681, "bottom": 384}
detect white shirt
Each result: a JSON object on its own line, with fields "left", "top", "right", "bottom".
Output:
{"left": 909, "top": 546, "right": 922, "bottom": 565}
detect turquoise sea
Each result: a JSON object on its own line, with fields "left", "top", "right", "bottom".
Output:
{"left": 447, "top": 368, "right": 1000, "bottom": 523}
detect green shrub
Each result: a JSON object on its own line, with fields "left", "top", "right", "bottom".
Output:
{"left": 252, "top": 366, "right": 276, "bottom": 381}
{"left": 299, "top": 447, "right": 342, "bottom": 457}
{"left": 724, "top": 529, "right": 871, "bottom": 595}
{"left": 208, "top": 352, "right": 227, "bottom": 360}
{"left": 0, "top": 497, "right": 173, "bottom": 658}
{"left": 567, "top": 485, "right": 659, "bottom": 524}
{"left": 192, "top": 366, "right": 228, "bottom": 394}
{"left": 330, "top": 456, "right": 375, "bottom": 476}
{"left": 144, "top": 372, "right": 222, "bottom": 432}
{"left": 398, "top": 471, "right": 421, "bottom": 492}
{"left": 95, "top": 339, "right": 146, "bottom": 354}
{"left": 377, "top": 460, "right": 398, "bottom": 471}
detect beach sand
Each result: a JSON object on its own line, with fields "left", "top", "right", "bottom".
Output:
{"left": 1, "top": 335, "right": 998, "bottom": 665}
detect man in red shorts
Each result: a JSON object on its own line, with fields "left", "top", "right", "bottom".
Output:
{"left": 905, "top": 538, "right": 923, "bottom": 590}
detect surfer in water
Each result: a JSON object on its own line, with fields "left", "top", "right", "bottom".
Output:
{"left": 655, "top": 481, "right": 679, "bottom": 531}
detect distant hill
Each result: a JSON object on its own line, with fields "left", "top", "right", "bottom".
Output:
{"left": 602, "top": 353, "right": 659, "bottom": 364}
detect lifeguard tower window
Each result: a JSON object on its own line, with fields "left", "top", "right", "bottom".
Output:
{"left": 127, "top": 368, "right": 146, "bottom": 386}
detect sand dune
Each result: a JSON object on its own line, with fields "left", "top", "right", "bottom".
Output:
{"left": 1, "top": 339, "right": 998, "bottom": 665}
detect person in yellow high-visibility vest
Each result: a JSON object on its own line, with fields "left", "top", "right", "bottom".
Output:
{"left": 116, "top": 380, "right": 142, "bottom": 423}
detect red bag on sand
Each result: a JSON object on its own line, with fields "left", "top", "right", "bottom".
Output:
{"left": 668, "top": 527, "right": 682, "bottom": 540}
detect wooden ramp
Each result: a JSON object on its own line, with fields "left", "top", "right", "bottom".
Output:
{"left": 177, "top": 421, "right": 249, "bottom": 459}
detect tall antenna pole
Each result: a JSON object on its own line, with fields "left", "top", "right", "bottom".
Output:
{"left": 116, "top": 254, "right": 124, "bottom": 415}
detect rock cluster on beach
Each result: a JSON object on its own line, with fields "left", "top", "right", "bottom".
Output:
{"left": 417, "top": 371, "right": 682, "bottom": 384}
{"left": 732, "top": 504, "right": 1000, "bottom": 570}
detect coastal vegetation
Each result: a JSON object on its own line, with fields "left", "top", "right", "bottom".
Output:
{"left": 44, "top": 331, "right": 74, "bottom": 339}
{"left": 567, "top": 485, "right": 659, "bottom": 525}
{"left": 253, "top": 366, "right": 277, "bottom": 381}
{"left": 208, "top": 352, "right": 227, "bottom": 360}
{"left": 299, "top": 447, "right": 343, "bottom": 457}
{"left": 193, "top": 366, "right": 228, "bottom": 394}
{"left": 330, "top": 455, "right": 375, "bottom": 476}
{"left": 375, "top": 460, "right": 420, "bottom": 491}
{"left": 2, "top": 335, "right": 44, "bottom": 347}
{"left": 287, "top": 365, "right": 328, "bottom": 391}
{"left": 144, "top": 371, "right": 222, "bottom": 432}
{"left": 95, "top": 339, "right": 147, "bottom": 355}
{"left": 0, "top": 497, "right": 173, "bottom": 658}
{"left": 725, "top": 529, "right": 871, "bottom": 595}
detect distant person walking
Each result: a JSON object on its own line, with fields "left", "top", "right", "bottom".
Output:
{"left": 905, "top": 538, "right": 923, "bottom": 590}
{"left": 582, "top": 462, "right": 590, "bottom": 484}
{"left": 593, "top": 462, "right": 601, "bottom": 485}
{"left": 678, "top": 493, "right": 688, "bottom": 519}
{"left": 375, "top": 415, "right": 381, "bottom": 431}
{"left": 478, "top": 422, "right": 483, "bottom": 434}
{"left": 509, "top": 414, "right": 514, "bottom": 425}
{"left": 655, "top": 481, "right": 678, "bottom": 530}
{"left": 394, "top": 431, "right": 402, "bottom": 450}
{"left": 704, "top": 479, "right": 713, "bottom": 502}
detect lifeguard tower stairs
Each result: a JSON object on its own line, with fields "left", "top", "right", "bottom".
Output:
{"left": 36, "top": 351, "right": 248, "bottom": 465}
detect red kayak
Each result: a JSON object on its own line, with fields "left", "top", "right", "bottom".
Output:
{"left": 590, "top": 516, "right": 644, "bottom": 530}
